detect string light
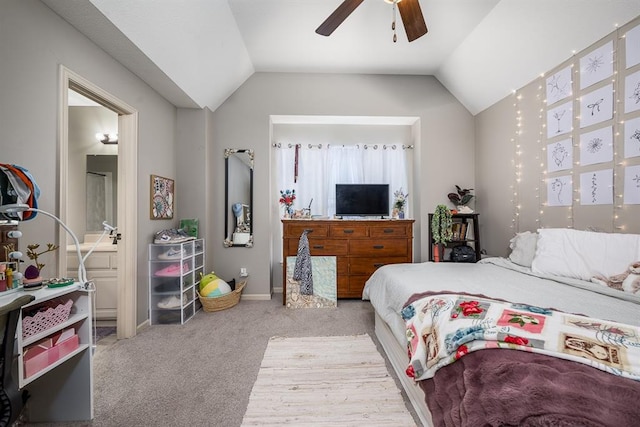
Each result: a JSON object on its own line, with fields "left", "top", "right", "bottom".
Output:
{"left": 513, "top": 90, "right": 523, "bottom": 233}
{"left": 509, "top": 20, "right": 637, "bottom": 235}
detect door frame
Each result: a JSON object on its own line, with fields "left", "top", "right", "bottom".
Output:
{"left": 59, "top": 66, "right": 138, "bottom": 339}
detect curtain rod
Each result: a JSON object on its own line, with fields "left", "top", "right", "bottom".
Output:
{"left": 272, "top": 143, "right": 414, "bottom": 150}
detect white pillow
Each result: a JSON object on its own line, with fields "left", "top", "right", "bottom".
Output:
{"left": 531, "top": 228, "right": 640, "bottom": 280}
{"left": 508, "top": 231, "right": 538, "bottom": 267}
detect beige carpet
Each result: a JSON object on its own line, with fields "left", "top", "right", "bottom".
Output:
{"left": 241, "top": 334, "right": 416, "bottom": 426}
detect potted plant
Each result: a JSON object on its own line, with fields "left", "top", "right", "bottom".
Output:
{"left": 431, "top": 204, "right": 452, "bottom": 262}
{"left": 447, "top": 185, "right": 474, "bottom": 213}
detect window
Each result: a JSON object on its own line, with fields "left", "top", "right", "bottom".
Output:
{"left": 274, "top": 144, "right": 412, "bottom": 217}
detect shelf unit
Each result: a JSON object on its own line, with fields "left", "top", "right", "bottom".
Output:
{"left": 428, "top": 213, "right": 481, "bottom": 262}
{"left": 148, "top": 239, "right": 204, "bottom": 324}
{"left": 10, "top": 284, "right": 93, "bottom": 422}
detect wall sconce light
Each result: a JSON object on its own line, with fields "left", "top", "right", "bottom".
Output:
{"left": 95, "top": 133, "right": 118, "bottom": 144}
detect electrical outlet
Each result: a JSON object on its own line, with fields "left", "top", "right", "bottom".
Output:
{"left": 240, "top": 267, "right": 248, "bottom": 277}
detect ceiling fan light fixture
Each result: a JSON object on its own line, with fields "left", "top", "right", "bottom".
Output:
{"left": 316, "top": 0, "right": 426, "bottom": 42}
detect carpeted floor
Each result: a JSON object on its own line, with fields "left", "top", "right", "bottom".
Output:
{"left": 241, "top": 334, "right": 416, "bottom": 426}
{"left": 20, "top": 296, "right": 420, "bottom": 426}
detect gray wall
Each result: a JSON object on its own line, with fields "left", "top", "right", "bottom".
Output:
{"left": 1, "top": 0, "right": 179, "bottom": 327}
{"left": 476, "top": 16, "right": 640, "bottom": 256}
{"left": 176, "top": 108, "right": 210, "bottom": 244}
{"left": 209, "top": 72, "right": 475, "bottom": 297}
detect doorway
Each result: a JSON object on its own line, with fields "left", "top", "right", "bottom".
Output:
{"left": 59, "top": 66, "right": 138, "bottom": 339}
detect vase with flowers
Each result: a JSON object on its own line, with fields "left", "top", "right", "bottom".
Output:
{"left": 279, "top": 189, "right": 296, "bottom": 218}
{"left": 393, "top": 187, "right": 408, "bottom": 219}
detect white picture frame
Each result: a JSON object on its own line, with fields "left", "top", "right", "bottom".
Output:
{"left": 547, "top": 101, "right": 573, "bottom": 138}
{"left": 580, "top": 169, "right": 613, "bottom": 205}
{"left": 624, "top": 164, "right": 640, "bottom": 205}
{"left": 580, "top": 84, "right": 613, "bottom": 128}
{"left": 579, "top": 41, "right": 613, "bottom": 90}
{"left": 626, "top": 24, "right": 640, "bottom": 69}
{"left": 579, "top": 126, "right": 613, "bottom": 166}
{"left": 546, "top": 66, "right": 572, "bottom": 106}
{"left": 547, "top": 138, "right": 573, "bottom": 172}
{"left": 625, "top": 70, "right": 640, "bottom": 114}
{"left": 624, "top": 116, "right": 640, "bottom": 159}
{"left": 547, "top": 175, "right": 572, "bottom": 207}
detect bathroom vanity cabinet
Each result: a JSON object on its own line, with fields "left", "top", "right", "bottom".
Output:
{"left": 67, "top": 247, "right": 117, "bottom": 321}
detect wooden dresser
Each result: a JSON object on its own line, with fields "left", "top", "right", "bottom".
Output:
{"left": 282, "top": 219, "right": 414, "bottom": 303}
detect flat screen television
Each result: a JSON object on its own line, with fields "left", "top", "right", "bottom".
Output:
{"left": 335, "top": 184, "right": 389, "bottom": 217}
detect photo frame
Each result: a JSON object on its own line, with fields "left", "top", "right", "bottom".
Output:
{"left": 150, "top": 174, "right": 174, "bottom": 219}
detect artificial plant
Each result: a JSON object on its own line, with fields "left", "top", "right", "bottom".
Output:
{"left": 431, "top": 204, "right": 453, "bottom": 262}
{"left": 26, "top": 242, "right": 59, "bottom": 273}
{"left": 447, "top": 185, "right": 474, "bottom": 207}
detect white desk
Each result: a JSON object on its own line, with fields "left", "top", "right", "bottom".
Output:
{"left": 1, "top": 284, "right": 93, "bottom": 422}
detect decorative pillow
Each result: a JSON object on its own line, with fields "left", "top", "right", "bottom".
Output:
{"left": 531, "top": 228, "right": 640, "bottom": 281}
{"left": 508, "top": 231, "right": 538, "bottom": 267}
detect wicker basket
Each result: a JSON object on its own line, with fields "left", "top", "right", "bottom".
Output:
{"left": 198, "top": 280, "right": 246, "bottom": 312}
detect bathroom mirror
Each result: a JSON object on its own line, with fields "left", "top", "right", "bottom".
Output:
{"left": 224, "top": 149, "right": 254, "bottom": 248}
{"left": 86, "top": 154, "right": 117, "bottom": 232}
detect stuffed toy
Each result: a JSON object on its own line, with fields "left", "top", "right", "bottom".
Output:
{"left": 591, "top": 261, "right": 640, "bottom": 294}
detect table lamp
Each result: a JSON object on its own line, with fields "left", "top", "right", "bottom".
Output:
{"left": 0, "top": 203, "right": 88, "bottom": 287}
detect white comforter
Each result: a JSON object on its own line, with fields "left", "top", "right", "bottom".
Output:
{"left": 362, "top": 257, "right": 640, "bottom": 347}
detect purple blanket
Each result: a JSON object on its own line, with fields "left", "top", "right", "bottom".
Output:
{"left": 420, "top": 348, "right": 640, "bottom": 426}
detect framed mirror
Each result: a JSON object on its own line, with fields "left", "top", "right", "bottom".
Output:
{"left": 224, "top": 148, "right": 254, "bottom": 248}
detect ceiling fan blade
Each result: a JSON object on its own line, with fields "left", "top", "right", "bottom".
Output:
{"left": 316, "top": 0, "right": 365, "bottom": 36}
{"left": 397, "top": 0, "right": 428, "bottom": 42}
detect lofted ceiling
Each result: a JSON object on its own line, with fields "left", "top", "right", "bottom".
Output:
{"left": 41, "top": 0, "right": 640, "bottom": 115}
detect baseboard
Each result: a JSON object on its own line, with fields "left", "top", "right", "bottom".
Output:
{"left": 240, "top": 294, "right": 272, "bottom": 301}
{"left": 136, "top": 319, "right": 150, "bottom": 333}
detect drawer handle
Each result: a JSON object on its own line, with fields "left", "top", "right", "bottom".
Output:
{"left": 373, "top": 245, "right": 384, "bottom": 249}
{"left": 374, "top": 263, "right": 385, "bottom": 268}
{"left": 343, "top": 229, "right": 354, "bottom": 234}
{"left": 312, "top": 245, "right": 324, "bottom": 249}
{"left": 383, "top": 229, "right": 394, "bottom": 234}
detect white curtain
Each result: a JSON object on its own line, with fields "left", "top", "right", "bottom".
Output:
{"left": 275, "top": 144, "right": 410, "bottom": 218}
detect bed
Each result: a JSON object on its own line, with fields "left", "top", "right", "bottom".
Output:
{"left": 362, "top": 228, "right": 640, "bottom": 426}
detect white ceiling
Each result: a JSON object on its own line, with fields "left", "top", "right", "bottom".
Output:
{"left": 42, "top": 0, "right": 640, "bottom": 115}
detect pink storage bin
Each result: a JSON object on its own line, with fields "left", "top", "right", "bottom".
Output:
{"left": 56, "top": 333, "right": 79, "bottom": 359}
{"left": 23, "top": 330, "right": 79, "bottom": 378}
{"left": 22, "top": 299, "right": 73, "bottom": 339}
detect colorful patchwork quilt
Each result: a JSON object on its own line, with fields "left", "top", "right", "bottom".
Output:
{"left": 402, "top": 293, "right": 640, "bottom": 382}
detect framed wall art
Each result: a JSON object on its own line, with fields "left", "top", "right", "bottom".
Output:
{"left": 150, "top": 174, "right": 174, "bottom": 219}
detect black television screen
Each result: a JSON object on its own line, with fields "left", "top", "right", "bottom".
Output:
{"left": 335, "top": 184, "right": 389, "bottom": 217}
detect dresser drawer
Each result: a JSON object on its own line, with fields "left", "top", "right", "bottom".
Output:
{"left": 349, "top": 256, "right": 409, "bottom": 275}
{"left": 345, "top": 276, "right": 368, "bottom": 298}
{"left": 329, "top": 224, "right": 368, "bottom": 238}
{"left": 349, "top": 239, "right": 408, "bottom": 257}
{"left": 369, "top": 224, "right": 409, "bottom": 238}
{"left": 283, "top": 222, "right": 328, "bottom": 238}
{"left": 336, "top": 276, "right": 350, "bottom": 297}
{"left": 286, "top": 239, "right": 348, "bottom": 256}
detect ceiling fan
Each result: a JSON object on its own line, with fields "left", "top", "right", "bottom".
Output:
{"left": 316, "top": 0, "right": 428, "bottom": 43}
